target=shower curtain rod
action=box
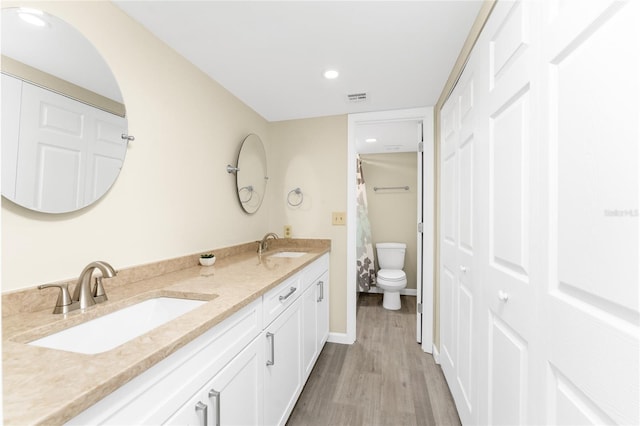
[373,186,410,192]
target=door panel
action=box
[456,284,473,410]
[482,1,538,424]
[542,0,639,423]
[440,267,457,369]
[439,51,478,425]
[490,88,530,280]
[458,135,474,253]
[488,313,528,426]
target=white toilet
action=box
[375,242,407,310]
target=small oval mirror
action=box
[1,7,128,214]
[235,134,267,214]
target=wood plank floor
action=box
[287,293,461,426]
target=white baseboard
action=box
[432,345,440,364]
[327,332,354,345]
[360,288,417,296]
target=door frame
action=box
[346,107,434,352]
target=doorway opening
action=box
[346,108,434,352]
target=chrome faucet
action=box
[73,261,117,309]
[39,260,117,314]
[258,232,279,254]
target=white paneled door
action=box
[439,46,480,426]
[14,79,127,213]
[440,0,639,424]
[540,0,639,424]
[478,1,542,424]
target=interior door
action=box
[439,59,478,425]
[540,0,639,423]
[15,81,127,213]
[421,112,435,353]
[477,1,541,424]
[417,122,424,343]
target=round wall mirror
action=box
[1,7,129,214]
[235,134,268,214]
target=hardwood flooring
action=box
[287,293,461,426]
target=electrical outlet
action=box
[332,211,346,225]
[284,225,292,238]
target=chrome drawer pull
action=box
[317,280,324,302]
[209,389,221,426]
[195,401,207,426]
[279,286,297,302]
[266,332,275,366]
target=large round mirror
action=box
[235,134,268,214]
[1,7,128,214]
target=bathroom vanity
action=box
[1,240,330,425]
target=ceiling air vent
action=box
[346,92,368,103]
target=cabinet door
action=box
[301,282,318,381]
[315,271,329,351]
[164,337,263,426]
[264,297,302,426]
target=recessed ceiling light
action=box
[17,8,49,27]
[323,69,339,80]
[365,138,377,143]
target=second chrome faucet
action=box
[39,260,117,314]
[258,232,279,255]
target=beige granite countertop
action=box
[2,239,330,425]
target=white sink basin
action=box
[269,251,307,258]
[29,297,206,354]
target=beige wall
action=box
[360,153,418,289]
[1,1,270,291]
[1,1,351,335]
[268,116,348,333]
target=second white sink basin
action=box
[29,297,207,354]
[269,251,307,258]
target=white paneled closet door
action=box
[476,1,544,425]
[440,0,639,424]
[439,46,480,426]
[539,0,639,424]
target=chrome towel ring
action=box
[287,187,303,206]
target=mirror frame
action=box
[234,134,268,214]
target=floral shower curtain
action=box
[356,155,376,291]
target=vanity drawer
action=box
[263,273,302,326]
[301,253,329,291]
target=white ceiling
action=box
[113,1,482,122]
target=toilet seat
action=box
[377,269,406,282]
[376,269,406,310]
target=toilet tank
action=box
[376,242,406,270]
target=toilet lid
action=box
[377,269,406,282]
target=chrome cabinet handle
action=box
[498,290,510,302]
[266,332,275,366]
[195,401,207,426]
[317,280,324,302]
[209,389,221,426]
[279,286,297,302]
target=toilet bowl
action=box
[375,243,407,310]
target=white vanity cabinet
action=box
[301,265,329,381]
[67,253,330,426]
[263,295,303,426]
[67,298,263,425]
[164,336,263,426]
[263,253,330,425]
